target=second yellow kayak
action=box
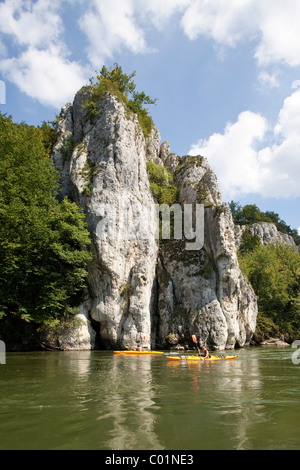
[166,354,237,361]
[114,350,164,355]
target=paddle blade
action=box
[192,335,197,344]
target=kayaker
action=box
[135,344,143,351]
[199,346,210,359]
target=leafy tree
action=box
[97,64,136,96]
[228,201,242,224]
[38,120,57,158]
[83,63,158,137]
[229,201,266,225]
[0,113,92,328]
[241,242,300,340]
[239,230,261,254]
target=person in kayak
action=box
[192,335,210,359]
[199,346,210,359]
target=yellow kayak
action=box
[114,350,164,355]
[166,354,237,362]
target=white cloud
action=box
[189,89,300,200]
[0,0,89,108]
[1,0,300,109]
[79,0,151,66]
[255,1,300,66]
[77,0,300,70]
[137,0,190,29]
[0,46,87,108]
[189,111,268,199]
[292,80,300,90]
[0,39,7,58]
[79,0,192,65]
[264,89,300,198]
[181,0,300,67]
[0,0,63,47]
[181,0,258,45]
[258,71,280,89]
[274,89,300,139]
[78,0,300,68]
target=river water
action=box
[0,347,299,450]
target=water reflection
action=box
[96,355,164,450]
[163,354,264,450]
[213,357,263,450]
[32,352,164,449]
[1,348,298,450]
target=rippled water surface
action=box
[0,347,299,450]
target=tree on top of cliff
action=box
[83,63,158,137]
[229,201,299,244]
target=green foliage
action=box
[240,242,300,341]
[147,161,178,206]
[199,251,214,280]
[83,63,157,137]
[229,201,264,225]
[146,161,179,246]
[254,312,280,342]
[120,283,133,298]
[60,134,75,161]
[229,201,299,244]
[239,230,262,254]
[231,200,300,339]
[0,113,92,328]
[38,121,57,158]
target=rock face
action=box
[235,222,296,248]
[156,155,257,350]
[52,89,258,351]
[40,307,97,351]
[52,90,159,350]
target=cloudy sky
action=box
[0,0,299,231]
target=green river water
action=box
[0,347,299,450]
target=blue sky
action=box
[0,0,300,232]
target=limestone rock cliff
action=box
[156,154,257,350]
[235,222,297,249]
[52,89,258,351]
[53,90,159,350]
